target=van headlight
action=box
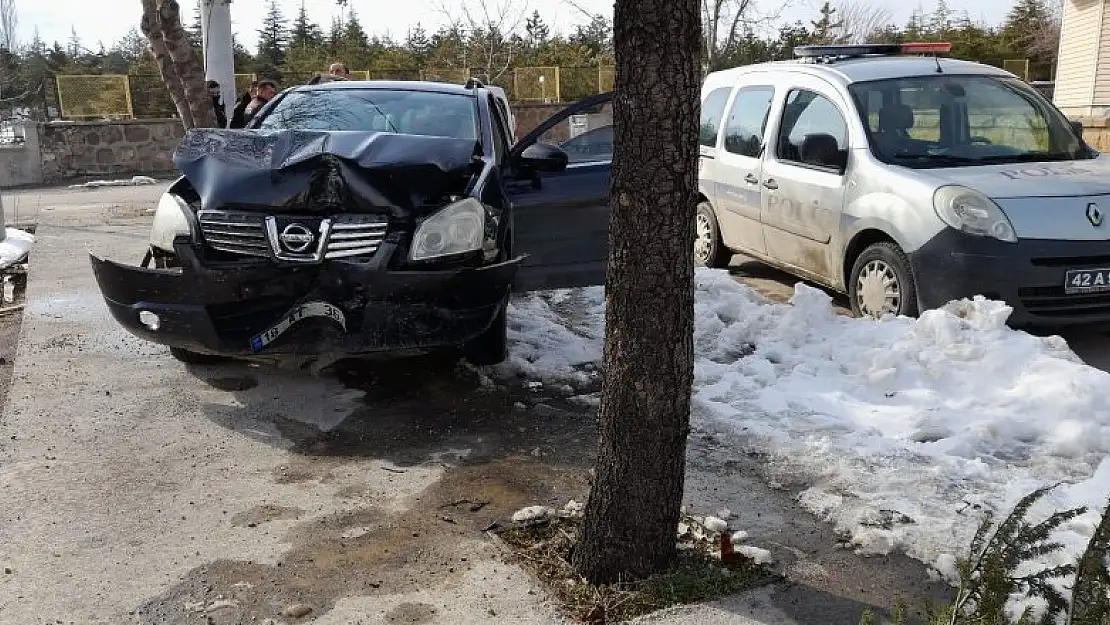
[932,185,1017,243]
[150,192,193,252]
[409,197,486,261]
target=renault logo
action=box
[279,223,315,253]
[1088,203,1104,227]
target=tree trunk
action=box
[159,0,216,128]
[140,0,194,128]
[570,0,701,585]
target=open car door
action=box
[506,92,613,292]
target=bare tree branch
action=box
[831,0,893,44]
[437,0,530,82]
[700,0,794,70]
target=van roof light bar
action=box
[794,42,952,63]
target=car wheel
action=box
[463,299,508,366]
[694,202,731,268]
[169,346,229,365]
[848,241,919,320]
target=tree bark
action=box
[140,0,194,128]
[159,0,216,128]
[570,0,701,585]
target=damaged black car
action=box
[89,81,612,368]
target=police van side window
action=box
[722,86,775,158]
[775,89,848,172]
[700,87,733,148]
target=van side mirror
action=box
[517,142,569,174]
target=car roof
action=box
[705,56,1013,89]
[288,80,481,96]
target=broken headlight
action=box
[149,192,193,252]
[409,197,485,262]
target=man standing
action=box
[206,80,228,128]
[243,79,279,126]
[229,80,258,129]
[329,62,351,80]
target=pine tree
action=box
[341,9,369,50]
[930,0,952,36]
[525,10,550,45]
[406,23,430,64]
[811,1,843,44]
[256,0,289,68]
[67,27,81,58]
[290,0,323,50]
[187,1,202,50]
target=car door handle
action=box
[763,178,778,190]
[744,173,759,185]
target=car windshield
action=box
[256,88,479,140]
[560,125,613,163]
[848,75,1090,168]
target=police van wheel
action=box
[695,202,731,268]
[848,241,919,320]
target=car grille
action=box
[197,210,389,261]
[326,215,389,260]
[1018,286,1110,318]
[198,210,269,258]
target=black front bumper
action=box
[911,229,1110,327]
[90,241,521,359]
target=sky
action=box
[21,0,1017,52]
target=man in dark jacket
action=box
[242,79,278,126]
[207,80,228,128]
[229,81,258,129]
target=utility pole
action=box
[200,0,235,125]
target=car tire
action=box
[169,346,229,365]
[694,201,731,268]
[463,300,509,366]
[848,241,919,320]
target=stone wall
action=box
[0,124,45,188]
[37,119,185,184]
[1076,117,1110,151]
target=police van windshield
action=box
[848,75,1091,168]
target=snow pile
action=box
[0,227,32,269]
[69,175,158,189]
[500,268,1110,609]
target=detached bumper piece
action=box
[89,244,520,359]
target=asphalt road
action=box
[8,181,1099,624]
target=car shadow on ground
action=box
[728,255,853,314]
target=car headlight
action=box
[932,185,1017,243]
[150,192,192,252]
[409,197,486,261]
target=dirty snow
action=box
[498,268,1110,613]
[68,175,158,189]
[0,227,32,269]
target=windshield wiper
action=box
[975,152,1079,164]
[889,153,981,166]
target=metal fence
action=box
[55,66,619,120]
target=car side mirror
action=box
[518,142,569,174]
[1071,119,1085,138]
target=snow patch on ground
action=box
[498,268,1110,613]
[0,227,32,269]
[68,175,158,189]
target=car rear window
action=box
[257,89,479,140]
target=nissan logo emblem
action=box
[279,223,315,253]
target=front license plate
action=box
[1065,268,1110,294]
[249,301,347,352]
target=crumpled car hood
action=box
[173,128,481,217]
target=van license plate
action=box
[1065,268,1110,294]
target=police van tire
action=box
[695,202,731,269]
